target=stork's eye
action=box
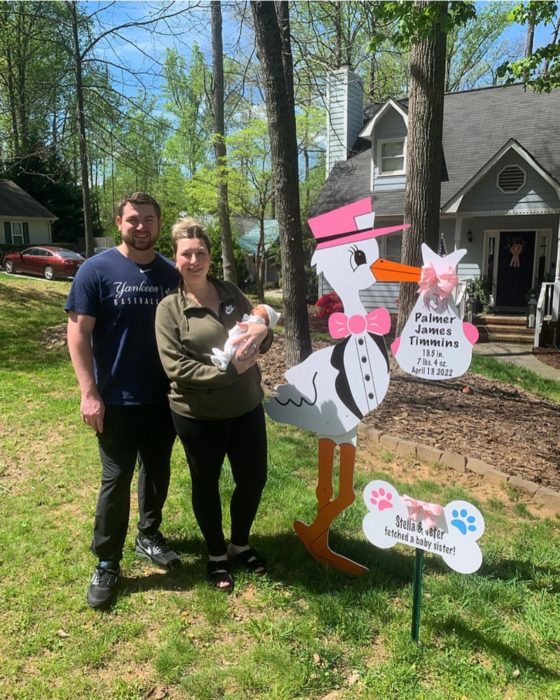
[349,245,367,271]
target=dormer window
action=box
[497,165,526,193]
[378,138,406,175]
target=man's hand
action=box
[81,392,105,433]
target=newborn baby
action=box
[211,303,280,371]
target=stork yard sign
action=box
[362,480,485,641]
[265,196,481,577]
[362,480,485,575]
[391,244,479,378]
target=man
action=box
[66,192,180,610]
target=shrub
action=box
[315,291,343,318]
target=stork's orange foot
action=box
[293,521,368,576]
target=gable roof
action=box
[0,179,57,219]
[312,83,560,218]
[359,98,408,139]
[443,138,560,212]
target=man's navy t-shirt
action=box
[65,248,180,406]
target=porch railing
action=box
[534,281,558,348]
[454,280,468,321]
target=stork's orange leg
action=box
[294,440,367,576]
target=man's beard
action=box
[123,232,158,250]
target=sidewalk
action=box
[473,342,560,382]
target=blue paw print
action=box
[451,508,477,535]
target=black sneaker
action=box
[135,531,180,569]
[87,564,120,610]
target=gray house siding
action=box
[373,174,405,192]
[326,68,363,176]
[460,153,560,213]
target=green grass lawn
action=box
[1,272,559,699]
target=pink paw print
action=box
[370,487,394,511]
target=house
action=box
[233,216,280,286]
[0,179,57,246]
[313,68,560,342]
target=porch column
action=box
[454,217,462,251]
[556,214,560,283]
[554,215,560,318]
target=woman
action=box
[155,217,273,591]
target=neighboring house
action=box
[233,216,280,286]
[313,68,560,339]
[0,179,57,246]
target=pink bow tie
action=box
[328,307,391,339]
[401,495,445,530]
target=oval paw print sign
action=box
[362,480,484,574]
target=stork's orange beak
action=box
[370,258,421,283]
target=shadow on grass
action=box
[440,616,560,681]
[115,530,416,599]
[117,535,209,599]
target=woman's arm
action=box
[155,300,255,389]
[230,321,272,359]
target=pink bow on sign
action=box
[418,263,458,300]
[328,307,391,339]
[401,495,445,530]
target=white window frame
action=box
[377,138,406,176]
[10,221,24,245]
[380,233,402,262]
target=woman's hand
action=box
[230,322,269,360]
[231,352,258,374]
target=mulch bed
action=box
[260,334,560,492]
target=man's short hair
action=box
[116,192,161,220]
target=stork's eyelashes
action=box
[349,245,367,271]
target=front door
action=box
[495,231,535,307]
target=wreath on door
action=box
[509,239,525,268]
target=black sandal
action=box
[206,560,234,592]
[230,548,266,575]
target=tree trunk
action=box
[397,1,447,335]
[68,1,94,257]
[256,218,265,302]
[252,0,311,365]
[211,1,237,283]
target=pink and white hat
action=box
[308,197,408,250]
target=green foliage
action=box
[206,220,249,286]
[497,2,560,92]
[445,2,516,91]
[373,1,477,49]
[1,145,88,244]
[163,45,211,178]
[466,275,492,312]
[471,354,560,404]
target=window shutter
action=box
[4,221,12,244]
[22,222,30,244]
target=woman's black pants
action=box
[172,404,268,556]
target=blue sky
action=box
[87,0,557,104]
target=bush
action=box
[315,291,343,318]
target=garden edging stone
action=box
[357,424,560,510]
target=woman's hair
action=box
[171,217,212,254]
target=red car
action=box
[3,246,85,280]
